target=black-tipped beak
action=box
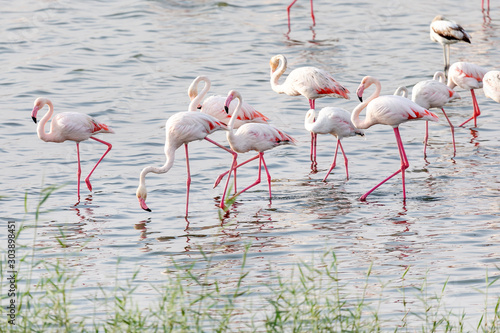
[143,207,152,212]
[224,106,229,114]
[358,96,363,102]
[32,116,37,123]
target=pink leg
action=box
[220,152,239,209]
[323,139,339,182]
[423,121,429,157]
[360,127,409,201]
[310,132,318,173]
[76,143,81,201]
[184,144,192,217]
[459,89,481,127]
[214,155,259,188]
[85,137,112,192]
[310,0,315,26]
[287,0,298,32]
[260,153,272,199]
[205,137,238,192]
[229,152,264,200]
[441,108,456,156]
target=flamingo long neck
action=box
[188,77,211,112]
[270,55,288,94]
[351,80,381,130]
[227,94,241,133]
[37,100,57,142]
[138,145,176,190]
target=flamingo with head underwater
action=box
[269,54,349,172]
[351,76,439,201]
[136,90,236,216]
[304,107,363,182]
[447,61,489,128]
[218,90,296,210]
[31,97,114,202]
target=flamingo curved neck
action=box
[270,55,288,94]
[227,93,242,132]
[37,100,56,142]
[188,77,211,111]
[139,146,176,187]
[351,79,381,130]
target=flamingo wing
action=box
[431,19,471,43]
[232,123,296,153]
[315,107,361,138]
[287,67,350,100]
[413,80,458,109]
[367,95,438,127]
[449,62,489,89]
[167,112,227,144]
[202,95,269,128]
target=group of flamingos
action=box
[31,10,500,217]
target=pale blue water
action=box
[1,0,500,330]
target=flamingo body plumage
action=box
[351,76,438,201]
[219,90,296,209]
[447,62,489,127]
[304,107,363,181]
[483,70,500,103]
[31,97,113,201]
[188,76,269,128]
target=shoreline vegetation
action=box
[1,186,499,332]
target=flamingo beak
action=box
[31,105,39,123]
[224,106,229,114]
[138,197,151,212]
[224,94,234,114]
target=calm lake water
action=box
[1,0,500,329]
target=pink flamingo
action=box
[304,107,364,182]
[188,75,269,127]
[412,71,461,156]
[269,54,349,172]
[351,76,439,201]
[483,70,500,103]
[31,97,113,202]
[136,93,236,216]
[287,0,315,32]
[218,90,296,209]
[430,15,471,73]
[447,62,489,127]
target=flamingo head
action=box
[269,54,284,73]
[356,76,378,102]
[31,97,48,123]
[224,90,240,114]
[136,184,151,212]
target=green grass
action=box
[1,185,500,332]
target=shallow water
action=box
[1,0,500,329]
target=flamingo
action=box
[393,86,409,98]
[351,76,439,201]
[218,90,296,209]
[430,15,471,73]
[269,54,349,172]
[304,107,363,182]
[31,97,113,202]
[287,0,315,32]
[482,70,500,103]
[188,75,269,127]
[447,62,489,127]
[136,92,236,216]
[412,71,461,156]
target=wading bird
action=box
[269,54,349,172]
[412,71,460,155]
[31,97,113,202]
[430,15,471,73]
[218,90,296,209]
[304,107,363,182]
[136,92,235,216]
[351,76,439,201]
[447,62,489,127]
